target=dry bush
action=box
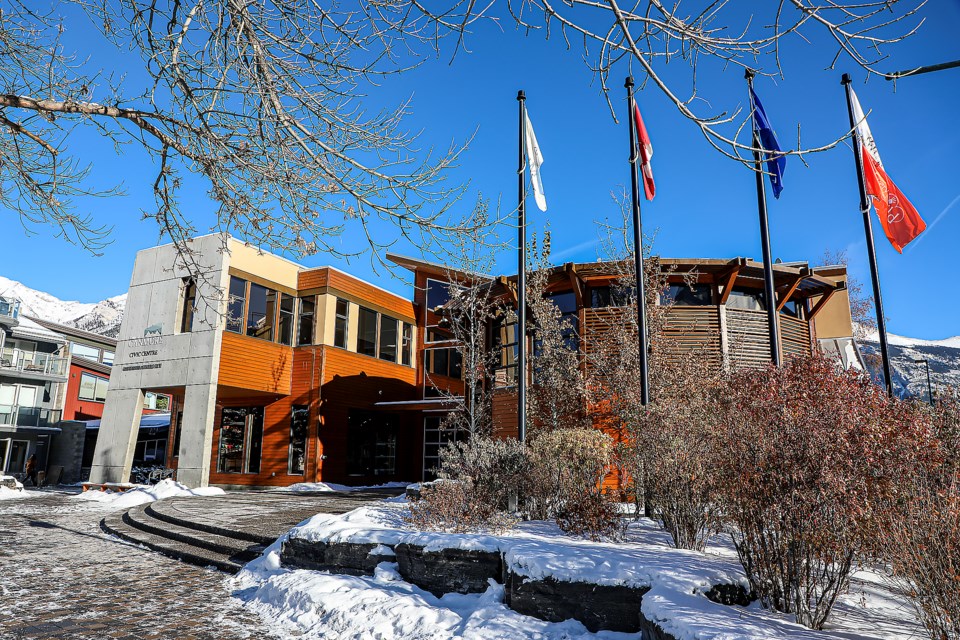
[527,428,621,538]
[713,353,932,630]
[881,396,960,640]
[406,479,518,533]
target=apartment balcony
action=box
[0,348,69,381]
[0,296,20,328]
[0,405,62,430]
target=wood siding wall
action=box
[218,331,294,395]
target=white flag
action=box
[524,108,547,212]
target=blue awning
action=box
[85,412,171,430]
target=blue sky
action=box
[2,2,958,340]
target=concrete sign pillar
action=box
[88,388,145,484]
[176,382,218,488]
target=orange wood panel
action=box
[298,268,329,291]
[217,331,293,395]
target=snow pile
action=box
[232,501,922,640]
[73,479,224,509]
[0,475,29,500]
[279,481,411,493]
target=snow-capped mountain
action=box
[860,330,960,400]
[0,275,126,338]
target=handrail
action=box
[0,404,62,428]
[0,349,69,376]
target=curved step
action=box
[125,504,265,562]
[147,498,277,546]
[100,512,244,574]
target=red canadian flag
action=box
[633,100,655,200]
[849,89,926,253]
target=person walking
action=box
[24,454,38,487]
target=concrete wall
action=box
[90,234,232,486]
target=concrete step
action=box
[100,511,245,574]
[124,503,265,562]
[147,498,277,546]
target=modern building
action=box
[0,295,70,479]
[90,235,859,488]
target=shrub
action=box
[881,396,960,640]
[712,353,931,630]
[406,436,526,532]
[526,428,621,538]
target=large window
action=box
[217,406,264,474]
[379,317,398,362]
[546,290,579,351]
[226,276,246,333]
[135,439,167,465]
[334,298,349,349]
[278,293,295,346]
[425,330,463,379]
[661,283,713,306]
[494,318,519,387]
[180,278,197,332]
[246,283,275,341]
[423,416,466,481]
[71,343,101,362]
[727,287,766,311]
[426,279,454,312]
[289,405,309,475]
[401,323,413,366]
[347,411,397,476]
[357,306,378,357]
[78,373,109,402]
[590,284,636,309]
[298,296,315,346]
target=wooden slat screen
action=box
[726,308,772,369]
[662,306,722,366]
[779,314,812,359]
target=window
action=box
[334,299,349,349]
[144,392,159,410]
[347,411,397,476]
[379,317,398,362]
[426,279,453,312]
[661,283,713,306]
[494,318,519,387]
[297,296,315,346]
[780,299,802,318]
[78,373,109,402]
[401,323,413,366]
[590,285,636,308]
[226,276,247,333]
[278,293,295,346]
[246,283,275,341]
[425,330,463,379]
[727,287,766,311]
[180,278,197,332]
[101,351,115,365]
[217,406,264,474]
[289,405,309,475]
[71,343,101,362]
[423,416,467,481]
[173,410,183,458]
[135,439,167,465]
[546,290,579,351]
[357,306,378,357]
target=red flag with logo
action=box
[633,101,655,200]
[850,89,925,253]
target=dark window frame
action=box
[334,298,349,349]
[289,405,309,475]
[297,296,316,346]
[346,410,398,477]
[226,276,247,334]
[277,292,295,346]
[356,306,379,357]
[180,278,197,333]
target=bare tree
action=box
[0,0,485,259]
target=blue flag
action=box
[750,87,786,199]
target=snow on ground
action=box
[278,481,412,493]
[231,500,923,640]
[72,478,225,509]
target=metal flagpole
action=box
[841,73,894,397]
[517,90,528,442]
[624,77,650,406]
[745,69,782,366]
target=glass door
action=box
[216,406,264,474]
[7,440,28,474]
[14,385,39,427]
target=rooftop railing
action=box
[0,348,69,377]
[0,296,21,324]
[0,405,62,429]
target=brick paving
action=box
[0,491,277,640]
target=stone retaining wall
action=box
[280,536,751,635]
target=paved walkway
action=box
[0,488,397,639]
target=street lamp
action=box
[914,358,934,407]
